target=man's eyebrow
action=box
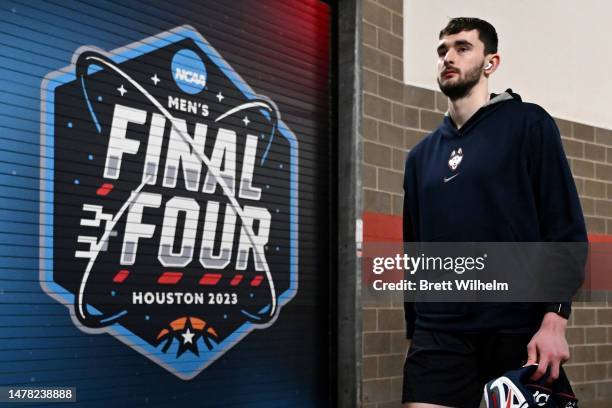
[454,39,473,48]
[436,39,473,54]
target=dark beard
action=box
[437,62,483,100]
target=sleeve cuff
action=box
[543,302,572,319]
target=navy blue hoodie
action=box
[403,89,587,338]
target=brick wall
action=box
[360,0,612,406]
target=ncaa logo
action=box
[171,49,207,94]
[39,25,299,379]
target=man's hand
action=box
[526,312,570,382]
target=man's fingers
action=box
[525,341,537,366]
[561,349,570,364]
[548,360,560,384]
[531,357,549,381]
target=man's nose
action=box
[443,49,456,65]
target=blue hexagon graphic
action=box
[39,25,299,379]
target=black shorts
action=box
[402,328,535,407]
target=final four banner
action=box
[40,25,299,379]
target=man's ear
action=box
[484,53,500,76]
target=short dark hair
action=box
[439,17,498,55]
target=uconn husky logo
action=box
[448,148,463,171]
[40,26,299,379]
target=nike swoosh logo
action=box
[443,173,460,183]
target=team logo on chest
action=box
[448,148,464,171]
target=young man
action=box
[402,18,587,408]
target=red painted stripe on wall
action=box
[362,211,612,290]
[362,211,612,243]
[587,233,612,243]
[363,212,402,242]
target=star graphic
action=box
[216,92,224,102]
[182,328,195,344]
[117,84,127,96]
[243,115,250,127]
[175,319,201,357]
[151,74,160,85]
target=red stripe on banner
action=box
[199,273,222,286]
[113,269,130,283]
[96,183,114,196]
[250,275,264,287]
[158,272,183,285]
[230,274,243,286]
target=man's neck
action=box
[448,82,490,129]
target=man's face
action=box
[436,29,487,100]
